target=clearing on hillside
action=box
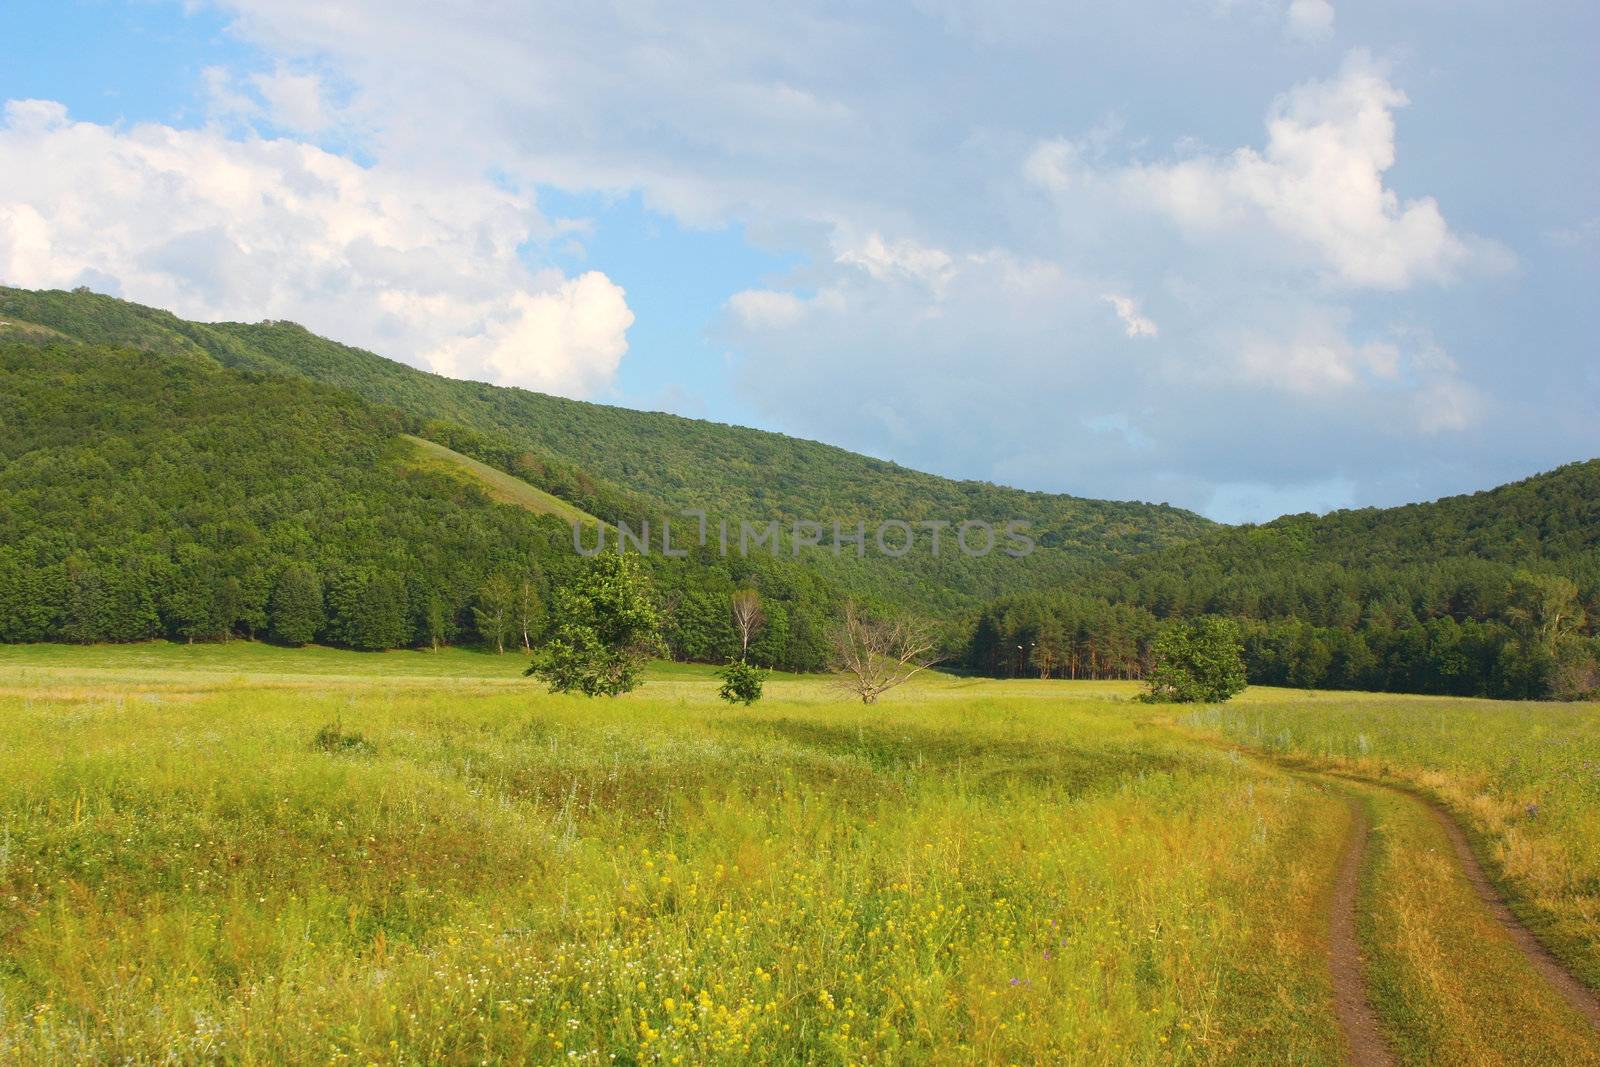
[398,433,601,526]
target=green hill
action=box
[0,286,1215,613]
[12,284,1586,697]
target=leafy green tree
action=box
[748,600,790,668]
[328,572,411,651]
[422,592,449,652]
[717,659,765,705]
[1508,570,1584,653]
[269,564,323,646]
[474,573,516,654]
[1144,617,1247,703]
[526,553,663,696]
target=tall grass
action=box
[0,646,1344,1064]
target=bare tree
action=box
[730,588,766,659]
[829,602,942,704]
[517,573,543,651]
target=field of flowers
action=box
[0,645,1349,1065]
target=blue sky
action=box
[3,0,1596,521]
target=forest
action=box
[1,285,1596,699]
[960,462,1600,699]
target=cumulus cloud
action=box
[1030,52,1510,289]
[1236,329,1399,393]
[1231,318,1480,432]
[0,99,632,397]
[726,288,813,329]
[250,68,333,133]
[1102,293,1158,337]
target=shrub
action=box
[311,721,376,756]
[717,659,766,705]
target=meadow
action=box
[0,643,1596,1064]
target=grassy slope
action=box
[399,434,600,526]
[0,644,1342,1065]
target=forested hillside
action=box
[0,337,855,668]
[0,286,1213,616]
[964,462,1600,699]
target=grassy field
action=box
[0,644,1596,1064]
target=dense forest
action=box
[1,286,1595,699]
[961,462,1600,699]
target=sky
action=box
[2,0,1596,522]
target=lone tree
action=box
[829,602,941,704]
[730,588,766,659]
[1143,617,1247,703]
[526,552,663,697]
[717,658,765,705]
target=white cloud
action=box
[1102,293,1158,337]
[834,232,956,291]
[726,288,811,329]
[1237,329,1398,392]
[0,99,632,398]
[426,271,633,395]
[1232,319,1481,431]
[250,68,333,133]
[20,1,1572,520]
[1031,51,1511,290]
[1285,0,1335,42]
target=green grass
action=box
[398,434,601,525]
[0,644,1345,1065]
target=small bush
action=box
[311,721,376,755]
[717,659,766,706]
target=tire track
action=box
[1327,795,1397,1067]
[1177,724,1600,1059]
[1406,785,1600,1031]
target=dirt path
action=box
[1406,788,1600,1031]
[1327,796,1397,1067]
